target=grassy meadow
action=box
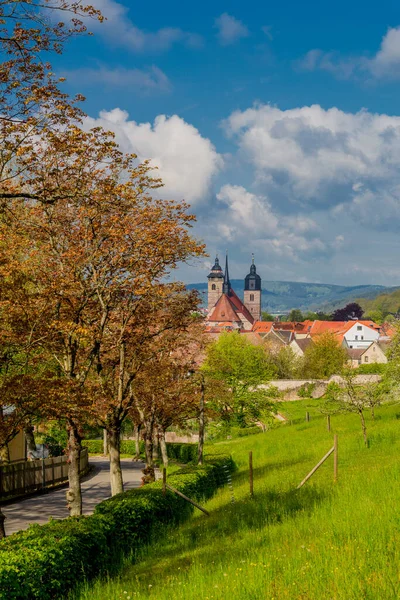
[76,400,400,600]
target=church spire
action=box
[223,252,231,295]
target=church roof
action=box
[208,293,242,323]
[208,288,255,326]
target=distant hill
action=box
[187,280,396,313]
[357,287,400,317]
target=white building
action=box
[343,321,380,350]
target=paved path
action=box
[2,457,145,536]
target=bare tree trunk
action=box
[371,406,375,420]
[66,421,82,516]
[159,428,168,467]
[108,424,124,496]
[144,419,154,468]
[133,423,141,459]
[0,444,10,464]
[198,377,205,465]
[25,425,36,456]
[103,428,108,456]
[359,409,368,447]
[152,430,159,461]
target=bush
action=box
[82,439,145,455]
[0,453,234,600]
[166,443,198,462]
[356,363,388,375]
[298,382,316,398]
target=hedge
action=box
[82,439,144,454]
[82,439,198,462]
[0,453,234,600]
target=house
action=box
[341,321,381,349]
[290,337,313,357]
[346,340,388,367]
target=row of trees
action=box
[0,1,208,530]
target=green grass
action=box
[75,402,400,600]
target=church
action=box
[206,254,262,331]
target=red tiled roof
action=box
[252,321,274,333]
[227,289,255,324]
[207,294,242,323]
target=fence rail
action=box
[0,447,88,498]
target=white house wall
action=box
[344,323,379,349]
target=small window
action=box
[355,335,358,340]
[211,284,216,291]
[250,294,254,301]
[365,356,369,363]
[357,326,362,331]
[373,346,376,352]
[361,336,364,340]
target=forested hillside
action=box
[187,280,393,312]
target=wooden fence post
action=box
[306,411,310,422]
[162,468,167,496]
[327,415,331,432]
[249,451,254,498]
[334,434,338,483]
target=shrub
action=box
[298,382,316,398]
[166,443,198,463]
[0,453,234,600]
[82,439,145,455]
[356,363,388,375]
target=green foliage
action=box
[288,309,303,321]
[82,440,192,459]
[356,363,388,375]
[297,382,316,398]
[364,309,384,324]
[166,443,198,463]
[203,331,276,427]
[0,454,234,600]
[270,346,302,379]
[303,332,347,378]
[358,288,400,320]
[38,421,68,457]
[261,311,274,321]
[206,422,263,441]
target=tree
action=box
[269,345,301,379]
[0,1,103,199]
[202,331,276,427]
[324,370,387,446]
[288,309,303,322]
[261,311,274,321]
[130,320,203,470]
[331,302,364,321]
[303,332,347,379]
[364,310,384,325]
[0,125,205,506]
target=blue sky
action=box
[55,0,400,286]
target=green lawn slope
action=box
[76,401,400,600]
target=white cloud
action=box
[223,103,400,227]
[87,0,202,51]
[214,13,249,46]
[297,26,400,80]
[369,27,400,77]
[214,184,327,261]
[296,49,360,80]
[63,65,171,92]
[85,109,223,205]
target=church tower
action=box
[244,254,262,321]
[207,255,224,312]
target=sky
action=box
[54,0,400,286]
